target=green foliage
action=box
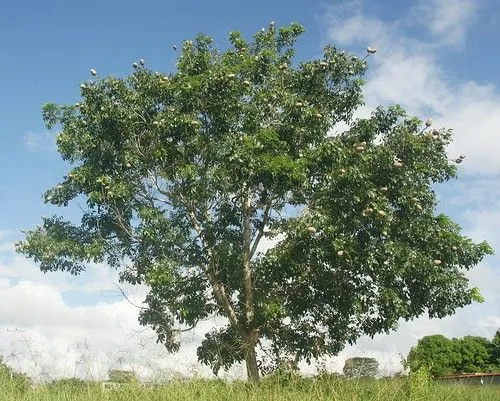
[405,365,432,399]
[259,355,300,380]
[108,369,137,383]
[260,363,301,387]
[454,336,498,373]
[490,329,500,366]
[407,333,500,377]
[343,357,379,378]
[3,376,500,401]
[47,377,97,395]
[0,356,31,394]
[197,326,245,375]
[407,335,459,377]
[16,22,493,381]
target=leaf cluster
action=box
[407,332,500,377]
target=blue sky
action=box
[1,0,498,230]
[0,0,326,230]
[1,0,499,381]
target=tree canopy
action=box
[492,329,500,366]
[343,357,379,378]
[16,22,493,382]
[407,332,500,377]
[107,369,137,383]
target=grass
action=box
[2,374,500,401]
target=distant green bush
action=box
[47,377,100,394]
[0,356,31,394]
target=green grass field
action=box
[2,374,500,401]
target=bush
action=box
[405,365,432,399]
[0,357,31,394]
[47,377,98,393]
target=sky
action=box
[0,0,499,382]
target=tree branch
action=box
[114,284,200,333]
[180,194,240,329]
[249,198,273,260]
[242,185,255,326]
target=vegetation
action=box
[491,329,500,366]
[107,369,137,383]
[46,377,97,396]
[343,357,379,378]
[2,372,500,401]
[0,356,31,394]
[407,331,500,377]
[16,22,493,383]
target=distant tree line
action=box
[406,329,500,377]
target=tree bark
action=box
[241,188,260,383]
[242,187,255,325]
[244,333,260,383]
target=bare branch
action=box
[152,174,173,199]
[113,283,148,310]
[114,283,200,333]
[249,198,274,260]
[242,185,255,326]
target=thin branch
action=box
[114,284,148,310]
[108,201,134,239]
[113,284,199,333]
[249,198,274,260]
[152,174,173,199]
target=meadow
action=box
[2,373,500,401]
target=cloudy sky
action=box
[0,0,499,382]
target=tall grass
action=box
[1,372,500,400]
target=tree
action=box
[107,369,137,383]
[48,377,95,394]
[407,334,499,377]
[453,336,497,373]
[343,357,379,378]
[16,22,493,383]
[491,329,500,367]
[407,335,461,377]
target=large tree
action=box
[16,23,492,383]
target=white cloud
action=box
[464,207,500,251]
[0,236,244,382]
[326,0,500,177]
[22,131,56,153]
[325,1,394,47]
[6,209,497,382]
[320,0,500,375]
[0,278,238,382]
[410,0,478,47]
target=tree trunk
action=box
[241,186,259,384]
[244,335,260,384]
